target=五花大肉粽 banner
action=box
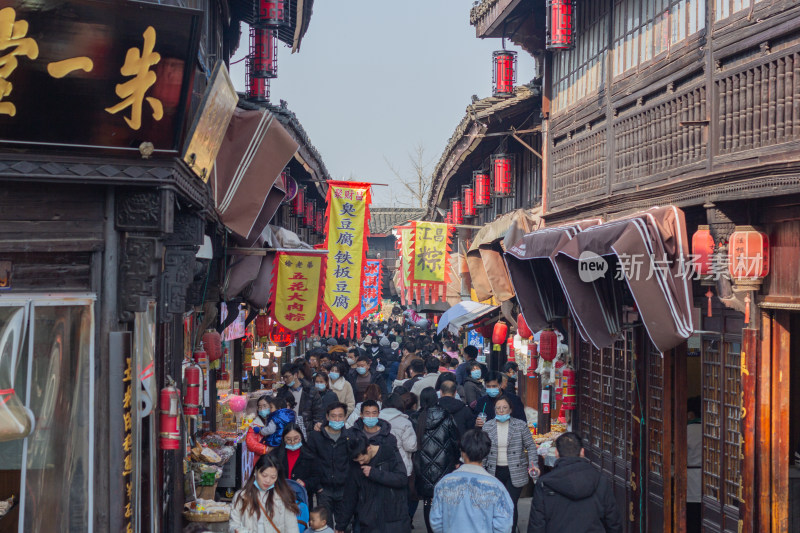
[269,251,326,336]
[321,181,372,337]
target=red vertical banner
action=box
[321,181,372,337]
[361,259,382,316]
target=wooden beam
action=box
[511,132,543,161]
[757,310,772,533]
[672,342,688,533]
[227,247,329,256]
[771,311,790,532]
[741,328,758,533]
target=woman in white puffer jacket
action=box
[378,393,417,475]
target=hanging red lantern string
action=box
[492,50,517,97]
[474,171,491,208]
[202,329,222,362]
[547,0,576,50]
[463,186,476,217]
[491,154,515,197]
[539,329,558,362]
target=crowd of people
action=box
[230,319,622,533]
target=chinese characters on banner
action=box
[322,181,372,337]
[408,221,452,304]
[395,226,413,305]
[361,259,382,316]
[269,251,326,336]
[0,1,200,151]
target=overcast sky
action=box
[229,2,536,208]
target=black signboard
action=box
[0,0,201,153]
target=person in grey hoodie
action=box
[379,393,418,476]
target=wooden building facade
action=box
[470,0,800,532]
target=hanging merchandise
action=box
[321,181,372,336]
[242,336,254,372]
[270,251,326,336]
[408,221,453,304]
[183,363,203,416]
[159,380,181,450]
[561,366,576,410]
[203,329,222,362]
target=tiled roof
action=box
[470,0,500,24]
[426,85,538,217]
[369,208,427,235]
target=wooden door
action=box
[700,335,742,532]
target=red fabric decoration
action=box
[255,312,270,339]
[517,313,532,339]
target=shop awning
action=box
[467,208,542,302]
[212,108,299,245]
[437,300,485,334]
[504,220,601,333]
[552,206,693,353]
[448,303,501,333]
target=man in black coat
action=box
[306,402,354,532]
[276,363,324,433]
[350,399,398,447]
[528,432,623,533]
[436,380,475,438]
[347,355,387,402]
[455,345,488,386]
[340,433,410,533]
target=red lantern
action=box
[728,226,770,282]
[479,324,494,339]
[250,27,277,79]
[492,321,508,345]
[539,329,558,362]
[444,210,452,225]
[491,154,515,197]
[183,364,202,416]
[517,313,532,339]
[159,383,181,449]
[474,171,491,208]
[315,210,324,234]
[492,50,517,97]
[303,199,316,228]
[692,225,715,276]
[451,199,464,225]
[507,336,515,362]
[203,329,222,362]
[255,312,270,340]
[463,186,476,217]
[258,0,289,27]
[548,0,576,50]
[245,64,270,102]
[291,185,306,217]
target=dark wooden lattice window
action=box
[647,343,665,479]
[703,338,723,501]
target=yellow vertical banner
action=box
[322,181,372,336]
[270,251,326,335]
[409,221,452,304]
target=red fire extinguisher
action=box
[183,362,203,416]
[159,378,181,450]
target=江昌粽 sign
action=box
[0,0,200,152]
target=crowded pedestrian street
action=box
[1,0,800,532]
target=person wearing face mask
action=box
[313,370,339,414]
[306,403,354,532]
[326,362,355,417]
[503,361,520,396]
[474,372,526,426]
[350,400,397,448]
[268,423,320,498]
[482,395,539,533]
[276,363,324,434]
[229,454,301,533]
[247,396,294,463]
[463,362,486,408]
[348,355,386,403]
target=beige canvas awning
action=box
[466,208,542,302]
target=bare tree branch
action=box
[383,144,434,209]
